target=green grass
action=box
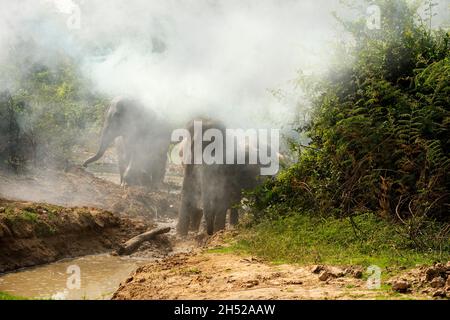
[0,291,27,300]
[230,213,450,269]
[22,210,39,223]
[1,204,60,236]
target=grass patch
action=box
[0,291,27,300]
[179,267,202,275]
[232,213,450,268]
[0,202,61,236]
[22,210,39,223]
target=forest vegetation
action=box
[237,0,450,266]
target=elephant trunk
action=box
[83,129,115,167]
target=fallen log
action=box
[117,226,171,255]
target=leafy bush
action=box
[246,0,449,248]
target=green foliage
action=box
[245,0,449,251]
[0,47,106,169]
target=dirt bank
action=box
[0,198,150,273]
[0,166,180,219]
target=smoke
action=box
[81,0,344,129]
[0,0,349,130]
[1,0,449,128]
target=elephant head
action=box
[83,97,140,167]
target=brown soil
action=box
[113,229,450,300]
[112,250,379,300]
[0,198,150,273]
[111,230,432,300]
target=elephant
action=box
[83,96,170,187]
[176,118,262,236]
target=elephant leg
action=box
[200,166,229,235]
[122,146,137,186]
[203,199,215,236]
[203,193,228,235]
[189,208,203,231]
[115,137,127,185]
[177,196,194,236]
[229,208,239,226]
[123,152,148,187]
[122,162,132,186]
[200,168,217,235]
[213,202,228,233]
[118,161,125,185]
[123,165,142,186]
[177,165,200,236]
[151,155,167,187]
[140,172,152,188]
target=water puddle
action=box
[0,254,150,300]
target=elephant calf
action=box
[176,118,262,236]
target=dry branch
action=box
[117,226,170,255]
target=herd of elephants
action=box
[83,96,267,236]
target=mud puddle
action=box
[0,253,152,300]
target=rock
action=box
[392,280,411,293]
[244,279,259,288]
[328,266,345,278]
[318,271,332,281]
[425,264,447,281]
[311,265,324,274]
[285,279,303,285]
[125,276,133,284]
[344,267,363,279]
[432,289,446,298]
[430,277,445,288]
[0,207,5,213]
[446,277,450,287]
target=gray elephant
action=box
[176,118,262,236]
[83,96,170,187]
